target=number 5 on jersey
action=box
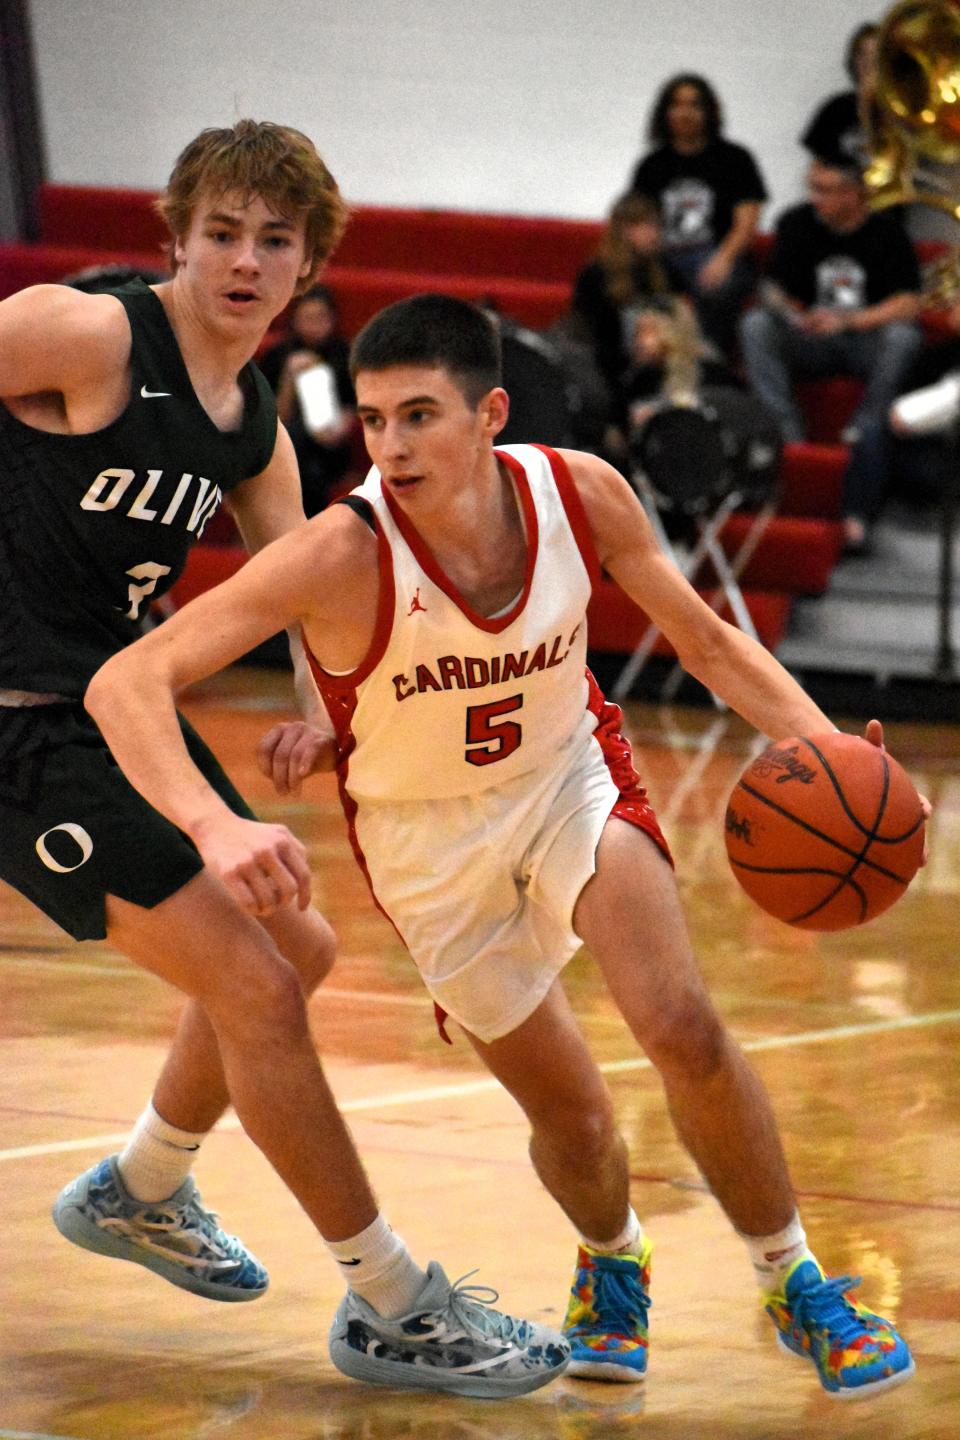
[465,695,523,766]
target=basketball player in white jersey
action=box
[80,294,915,1400]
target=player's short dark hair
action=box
[350,293,502,406]
[648,73,723,146]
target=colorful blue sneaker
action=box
[52,1155,268,1302]
[765,1257,915,1399]
[329,1261,570,1398]
[562,1240,652,1381]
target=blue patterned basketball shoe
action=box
[765,1257,915,1399]
[562,1240,652,1381]
[329,1261,570,1398]
[52,1155,268,1301]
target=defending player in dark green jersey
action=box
[0,277,276,697]
[0,120,567,1397]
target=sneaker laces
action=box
[104,1190,244,1273]
[790,1273,866,1347]
[441,1271,530,1346]
[571,1264,651,1337]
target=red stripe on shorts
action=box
[585,668,674,867]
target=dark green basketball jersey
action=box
[0,279,277,698]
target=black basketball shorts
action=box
[0,703,255,940]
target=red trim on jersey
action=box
[533,444,603,590]
[301,507,396,696]
[380,453,539,634]
[585,667,673,866]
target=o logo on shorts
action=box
[35,822,94,874]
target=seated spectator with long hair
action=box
[628,74,768,357]
[571,192,727,456]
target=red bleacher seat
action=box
[778,442,846,518]
[38,184,166,252]
[716,513,843,595]
[334,204,600,284]
[323,262,571,335]
[0,242,167,297]
[587,576,792,656]
[796,375,863,444]
[167,543,247,610]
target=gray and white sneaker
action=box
[329,1261,570,1398]
[52,1155,268,1301]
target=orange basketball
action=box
[724,732,925,930]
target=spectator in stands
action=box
[628,74,767,357]
[739,157,922,553]
[801,21,879,175]
[570,192,727,458]
[259,284,357,515]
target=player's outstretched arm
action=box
[561,449,836,741]
[84,511,366,912]
[227,423,339,767]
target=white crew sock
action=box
[327,1215,429,1318]
[117,1102,206,1202]
[743,1212,813,1290]
[581,1206,646,1256]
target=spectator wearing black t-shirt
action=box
[739,159,922,551]
[801,22,878,173]
[629,73,768,357]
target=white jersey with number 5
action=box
[305,443,602,802]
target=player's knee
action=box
[644,1000,729,1083]
[208,946,309,1043]
[265,906,336,995]
[293,910,337,995]
[532,1090,618,1163]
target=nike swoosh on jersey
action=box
[140,385,172,398]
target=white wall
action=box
[30,0,880,223]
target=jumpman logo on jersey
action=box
[408,588,428,615]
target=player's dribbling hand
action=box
[257,720,337,796]
[863,717,932,865]
[194,815,312,915]
[863,718,884,751]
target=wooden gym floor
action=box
[1,666,958,1440]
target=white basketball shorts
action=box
[349,696,671,1043]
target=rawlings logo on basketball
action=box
[751,744,817,785]
[725,806,759,846]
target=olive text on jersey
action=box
[80,469,223,537]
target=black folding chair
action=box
[611,389,781,702]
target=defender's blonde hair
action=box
[156,119,348,292]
